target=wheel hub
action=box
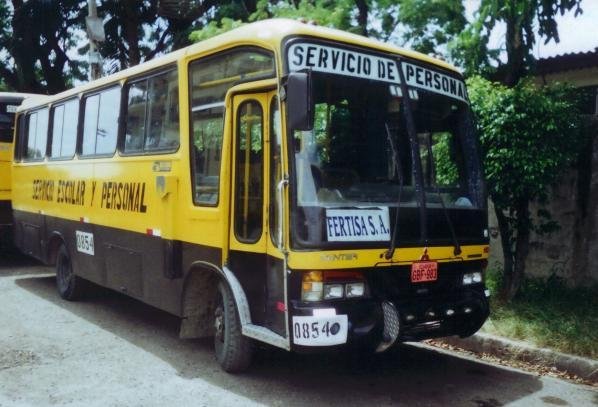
[214,306,224,341]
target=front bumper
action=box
[289,285,490,352]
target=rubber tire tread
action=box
[214,281,252,373]
[56,244,88,301]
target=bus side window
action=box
[146,70,179,151]
[82,86,120,157]
[25,108,49,161]
[191,106,224,205]
[269,96,282,246]
[50,98,79,159]
[234,100,263,242]
[124,80,147,153]
[123,69,179,154]
[189,48,274,207]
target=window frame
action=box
[119,65,180,156]
[233,99,265,244]
[48,97,80,161]
[187,46,276,208]
[79,84,122,159]
[269,95,282,247]
[23,107,49,162]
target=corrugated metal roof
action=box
[536,48,598,75]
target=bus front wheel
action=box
[56,244,87,301]
[213,281,252,372]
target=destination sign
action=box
[288,43,399,84]
[402,62,468,103]
[287,42,468,103]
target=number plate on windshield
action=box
[411,261,438,283]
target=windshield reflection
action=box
[292,73,476,209]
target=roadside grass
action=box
[482,269,598,359]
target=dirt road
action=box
[1,253,596,406]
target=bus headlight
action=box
[346,282,365,298]
[462,272,482,285]
[301,271,367,301]
[302,271,323,301]
[323,284,344,299]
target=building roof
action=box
[536,48,598,75]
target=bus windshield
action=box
[0,105,16,143]
[292,72,479,210]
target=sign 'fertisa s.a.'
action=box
[287,42,468,103]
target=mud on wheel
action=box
[56,243,88,301]
[213,281,252,372]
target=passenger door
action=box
[228,91,286,336]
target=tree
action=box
[452,0,583,85]
[370,0,467,56]
[468,77,584,299]
[98,0,225,73]
[0,0,224,89]
[189,0,364,41]
[0,0,87,93]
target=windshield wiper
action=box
[425,134,462,256]
[396,58,428,246]
[384,122,404,260]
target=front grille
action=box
[366,260,484,300]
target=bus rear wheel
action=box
[56,244,87,301]
[213,281,252,372]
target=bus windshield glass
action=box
[0,104,17,143]
[291,72,479,210]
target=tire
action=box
[213,281,252,373]
[56,243,87,301]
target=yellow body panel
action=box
[287,245,489,270]
[0,145,10,202]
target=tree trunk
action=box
[354,0,368,37]
[124,0,141,67]
[503,199,531,300]
[494,205,514,300]
[504,11,525,87]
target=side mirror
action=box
[284,71,313,131]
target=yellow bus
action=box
[0,92,41,248]
[12,19,490,372]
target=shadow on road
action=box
[0,250,47,275]
[14,273,545,406]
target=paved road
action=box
[1,253,596,407]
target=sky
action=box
[464,0,598,59]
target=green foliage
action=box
[375,0,467,56]
[469,75,585,297]
[484,270,598,358]
[189,18,247,42]
[468,76,583,212]
[432,133,459,186]
[0,0,87,93]
[189,0,357,42]
[252,0,355,31]
[189,0,463,50]
[451,0,583,83]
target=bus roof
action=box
[17,18,461,111]
[184,18,460,73]
[0,92,44,101]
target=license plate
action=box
[411,261,438,283]
[292,315,348,346]
[75,231,95,255]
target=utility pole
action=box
[86,0,105,80]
